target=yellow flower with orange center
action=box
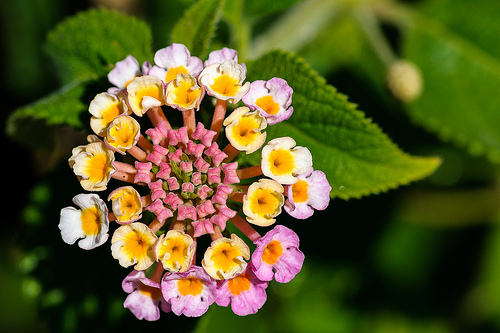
[111,222,158,270]
[223,106,267,154]
[108,186,143,223]
[89,92,129,136]
[106,115,141,153]
[155,230,195,273]
[202,234,250,280]
[165,73,203,111]
[243,178,284,226]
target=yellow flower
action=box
[127,75,165,116]
[202,234,250,280]
[89,92,129,136]
[155,230,195,272]
[108,186,143,223]
[105,115,141,154]
[165,74,204,111]
[223,107,267,154]
[111,222,158,270]
[243,179,284,226]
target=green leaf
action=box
[6,80,89,149]
[45,8,153,84]
[245,0,300,18]
[170,0,226,58]
[402,3,500,163]
[246,51,441,199]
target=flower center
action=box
[102,103,122,124]
[291,179,309,203]
[81,206,102,235]
[211,74,239,96]
[268,149,295,175]
[166,66,188,83]
[231,116,260,146]
[211,244,241,272]
[123,232,152,260]
[139,282,162,300]
[250,188,281,217]
[86,153,109,182]
[174,80,202,108]
[227,273,251,296]
[262,240,283,265]
[177,276,204,296]
[256,95,280,115]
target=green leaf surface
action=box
[170,0,226,58]
[245,0,300,18]
[45,8,153,85]
[246,51,441,199]
[402,5,500,163]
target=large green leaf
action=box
[170,0,226,58]
[402,1,500,163]
[45,8,153,85]
[246,51,441,199]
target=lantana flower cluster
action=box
[59,43,331,320]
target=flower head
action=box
[150,43,203,83]
[161,266,216,317]
[198,59,250,103]
[61,42,330,319]
[261,137,312,184]
[243,77,293,125]
[243,179,284,226]
[252,225,304,283]
[122,270,171,321]
[68,141,116,191]
[59,193,109,249]
[111,222,158,270]
[284,168,332,219]
[216,264,268,316]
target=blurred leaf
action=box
[402,4,500,163]
[170,0,226,58]
[245,0,300,17]
[45,8,153,85]
[246,51,441,199]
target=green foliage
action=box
[171,0,226,58]
[246,51,441,199]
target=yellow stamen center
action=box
[163,237,189,266]
[122,231,152,261]
[81,206,102,236]
[166,66,188,83]
[227,273,251,296]
[211,243,243,272]
[292,179,309,203]
[230,116,259,146]
[178,276,204,296]
[249,189,281,217]
[86,153,109,182]
[256,95,280,115]
[211,74,239,97]
[139,283,162,300]
[174,80,201,107]
[109,121,136,147]
[102,103,121,125]
[268,149,295,175]
[262,240,283,265]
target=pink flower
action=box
[122,270,171,321]
[284,168,332,219]
[216,264,268,316]
[252,225,304,283]
[161,266,216,317]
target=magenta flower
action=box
[252,225,305,283]
[122,269,171,321]
[216,264,269,316]
[60,43,331,319]
[161,266,216,317]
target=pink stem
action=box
[148,106,171,129]
[150,262,165,283]
[230,214,261,242]
[137,135,154,153]
[223,143,240,162]
[149,218,164,233]
[183,109,196,135]
[228,191,245,203]
[210,225,224,242]
[210,99,227,141]
[128,145,148,162]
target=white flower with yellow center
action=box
[105,115,141,154]
[223,106,267,154]
[59,193,109,250]
[243,179,284,226]
[127,75,165,116]
[202,234,250,280]
[261,137,312,185]
[108,186,143,223]
[198,59,250,104]
[165,74,204,111]
[155,230,195,273]
[69,141,116,191]
[89,92,129,136]
[111,222,158,270]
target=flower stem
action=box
[230,214,261,242]
[148,106,171,129]
[128,145,148,162]
[210,225,224,242]
[211,99,227,141]
[149,218,164,233]
[237,165,262,179]
[183,109,196,135]
[223,143,240,162]
[137,135,154,153]
[150,263,164,283]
